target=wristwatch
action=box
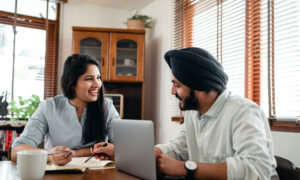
[184,160,197,179]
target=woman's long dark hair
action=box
[61,54,106,144]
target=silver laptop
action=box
[113,119,157,180]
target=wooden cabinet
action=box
[72,27,145,119]
[73,27,144,82]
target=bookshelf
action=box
[0,121,26,160]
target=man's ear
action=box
[193,90,202,99]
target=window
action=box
[173,0,300,132]
[0,0,63,119]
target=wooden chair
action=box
[275,155,300,180]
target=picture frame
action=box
[104,94,124,118]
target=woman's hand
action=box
[93,142,114,160]
[48,146,73,165]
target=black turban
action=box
[164,47,228,91]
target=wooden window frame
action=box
[0,5,60,100]
[245,0,261,105]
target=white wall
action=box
[272,131,300,167]
[57,0,129,92]
[142,0,300,167]
[141,0,182,144]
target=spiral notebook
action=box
[46,157,115,172]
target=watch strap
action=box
[184,161,196,180]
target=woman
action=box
[11,54,120,165]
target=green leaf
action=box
[8,94,41,121]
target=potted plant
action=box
[8,95,41,121]
[126,11,153,29]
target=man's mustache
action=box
[175,93,182,100]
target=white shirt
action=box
[156,89,278,180]
[12,95,120,149]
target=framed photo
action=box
[104,94,124,118]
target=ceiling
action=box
[80,0,154,10]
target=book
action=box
[46,157,115,172]
[0,130,3,151]
[5,130,12,151]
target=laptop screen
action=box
[113,119,157,180]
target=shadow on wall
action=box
[144,30,163,144]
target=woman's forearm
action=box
[12,144,91,163]
[74,147,91,157]
[11,144,40,162]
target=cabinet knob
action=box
[101,57,104,66]
[112,58,115,66]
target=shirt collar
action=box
[203,88,230,118]
[66,98,76,111]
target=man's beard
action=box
[175,90,199,111]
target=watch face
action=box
[185,160,197,171]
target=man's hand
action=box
[157,153,187,177]
[48,146,73,166]
[154,147,163,158]
[93,142,114,160]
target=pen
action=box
[84,143,107,163]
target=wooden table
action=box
[0,161,141,180]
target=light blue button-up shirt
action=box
[157,89,278,180]
[12,95,120,150]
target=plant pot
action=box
[126,20,145,30]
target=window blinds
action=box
[173,0,246,97]
[173,0,300,123]
[271,0,300,120]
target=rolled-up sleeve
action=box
[105,98,121,143]
[12,103,48,148]
[156,124,188,161]
[226,107,276,180]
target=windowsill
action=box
[269,119,300,133]
[0,120,27,128]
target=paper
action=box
[46,157,115,172]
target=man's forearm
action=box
[194,162,227,180]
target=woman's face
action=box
[73,64,102,104]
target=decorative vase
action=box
[126,20,145,30]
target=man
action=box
[154,47,278,179]
[94,47,278,179]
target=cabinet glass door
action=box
[116,39,137,77]
[79,38,102,62]
[110,33,144,82]
[72,32,108,80]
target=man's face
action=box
[171,75,199,111]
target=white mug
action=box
[124,58,134,66]
[17,150,48,180]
